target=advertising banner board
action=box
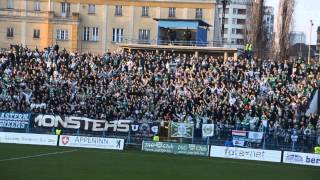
[210,145,282,163]
[59,135,124,150]
[142,141,209,156]
[283,151,320,166]
[0,132,58,146]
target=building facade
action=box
[317,26,320,58]
[289,31,307,45]
[0,0,216,53]
[217,0,274,49]
[263,6,274,42]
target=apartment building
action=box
[217,0,274,49]
[317,26,320,59]
[289,31,307,45]
[0,0,216,53]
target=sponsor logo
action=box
[210,146,282,162]
[62,136,69,145]
[224,147,265,159]
[306,156,320,164]
[59,135,124,150]
[285,154,303,163]
[283,152,320,166]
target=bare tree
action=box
[273,0,295,61]
[245,0,267,58]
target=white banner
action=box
[0,132,58,146]
[202,124,214,137]
[283,151,320,166]
[59,135,124,150]
[248,132,264,141]
[210,146,282,162]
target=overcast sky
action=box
[265,0,320,45]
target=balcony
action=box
[0,8,49,18]
[0,8,79,22]
[51,12,80,22]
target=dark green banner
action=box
[142,141,209,156]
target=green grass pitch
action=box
[0,143,318,180]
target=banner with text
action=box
[210,145,282,162]
[170,122,194,138]
[283,151,320,166]
[142,141,209,156]
[59,135,124,150]
[32,114,158,137]
[0,112,30,129]
[0,132,58,146]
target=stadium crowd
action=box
[0,44,320,140]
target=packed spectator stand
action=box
[0,44,319,151]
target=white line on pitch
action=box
[0,150,77,162]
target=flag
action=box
[232,130,247,137]
[248,131,264,143]
[170,122,194,138]
[232,130,247,147]
[202,124,214,137]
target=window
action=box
[232,28,236,34]
[33,29,40,38]
[223,28,228,34]
[7,0,13,9]
[138,29,150,43]
[237,9,246,15]
[92,27,98,41]
[233,8,237,14]
[88,4,95,14]
[223,38,228,43]
[223,18,228,24]
[115,5,122,16]
[34,0,40,11]
[168,7,176,18]
[237,39,244,45]
[112,28,123,42]
[236,29,244,35]
[237,19,245,25]
[195,8,203,19]
[56,29,69,40]
[224,8,229,14]
[61,2,70,16]
[142,6,149,17]
[83,27,90,41]
[232,18,236,24]
[6,27,13,37]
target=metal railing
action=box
[120,37,243,48]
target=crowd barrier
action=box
[0,132,319,167]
